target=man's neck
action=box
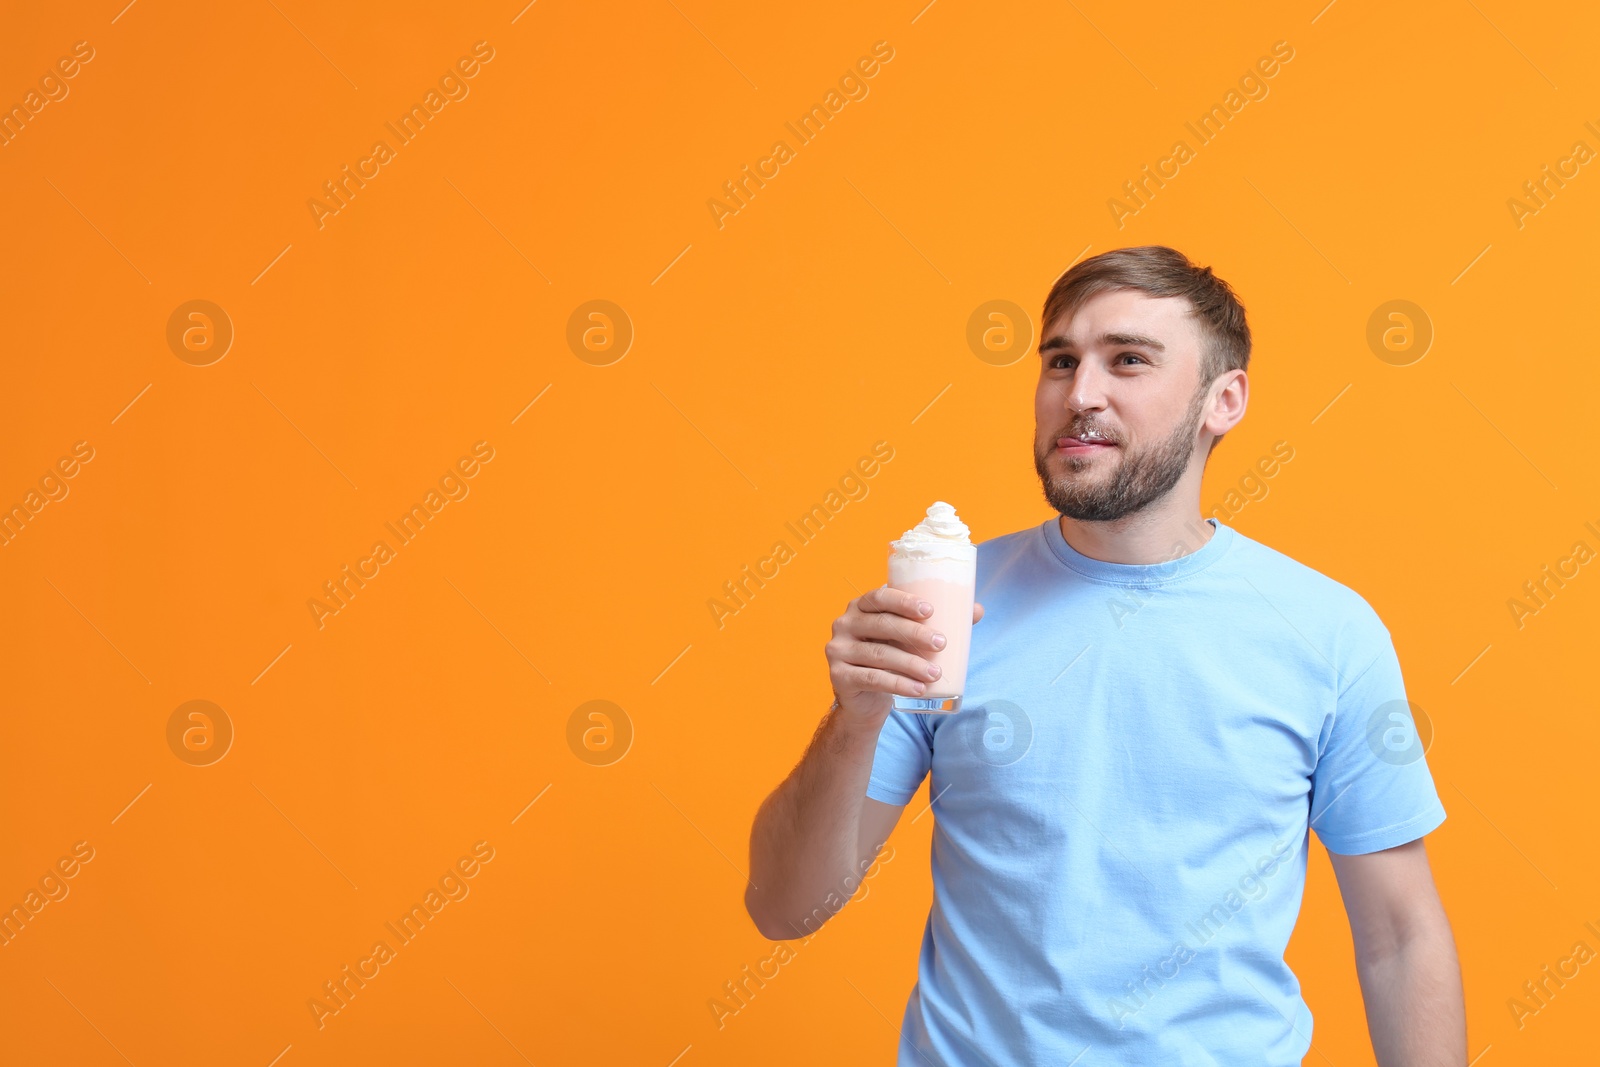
[1058,504,1215,565]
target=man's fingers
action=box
[862,584,932,619]
[852,610,943,652]
[837,665,929,698]
[973,601,985,623]
[846,637,942,681]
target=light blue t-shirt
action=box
[866,515,1446,1066]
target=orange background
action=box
[3,1,1598,1063]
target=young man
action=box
[745,247,1465,1065]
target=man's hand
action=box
[825,585,985,722]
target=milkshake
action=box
[888,501,977,714]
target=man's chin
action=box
[1047,454,1114,480]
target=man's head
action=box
[1032,246,1250,523]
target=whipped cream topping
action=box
[891,501,975,560]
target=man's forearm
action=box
[1356,920,1466,1066]
[745,704,885,939]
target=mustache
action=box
[1048,423,1119,444]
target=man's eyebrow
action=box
[1039,332,1167,355]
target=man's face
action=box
[1033,289,1211,522]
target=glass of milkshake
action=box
[888,501,976,714]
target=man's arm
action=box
[744,587,981,940]
[1328,838,1465,1066]
[745,721,906,941]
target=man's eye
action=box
[1047,354,1143,368]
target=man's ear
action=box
[1205,369,1249,440]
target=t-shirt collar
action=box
[1042,514,1234,586]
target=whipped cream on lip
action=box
[891,501,976,561]
[1057,426,1116,447]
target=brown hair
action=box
[1041,245,1251,389]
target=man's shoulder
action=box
[1225,524,1392,647]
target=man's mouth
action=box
[1056,432,1116,454]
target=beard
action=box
[1033,385,1208,522]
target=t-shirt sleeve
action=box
[865,710,933,806]
[1309,630,1447,855]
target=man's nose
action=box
[1066,359,1108,413]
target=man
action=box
[744,246,1465,1064]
